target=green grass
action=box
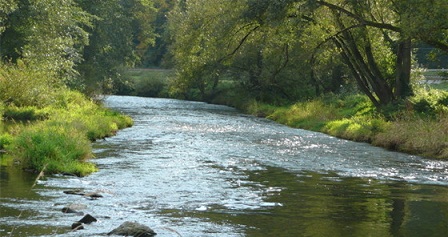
[427,81,448,91]
[240,90,448,159]
[3,106,49,121]
[13,121,96,176]
[1,61,134,176]
[2,90,133,176]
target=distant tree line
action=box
[1,0,447,107]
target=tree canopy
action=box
[167,0,448,107]
[1,0,447,106]
[0,0,157,94]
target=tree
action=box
[168,0,316,102]
[293,0,448,107]
[0,0,18,33]
[140,0,176,67]
[75,0,156,94]
[0,0,92,81]
[167,0,448,108]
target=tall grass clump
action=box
[12,121,96,176]
[373,114,448,159]
[50,90,133,141]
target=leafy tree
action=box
[167,0,448,108]
[140,0,175,67]
[266,0,448,107]
[75,0,156,94]
[0,0,18,33]
[168,0,317,102]
[0,0,92,81]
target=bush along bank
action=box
[1,91,133,177]
[241,89,448,159]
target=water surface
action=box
[1,96,447,236]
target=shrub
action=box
[0,61,59,107]
[0,133,13,150]
[409,88,448,117]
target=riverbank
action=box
[230,90,448,159]
[0,91,133,176]
[122,68,448,159]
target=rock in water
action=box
[71,222,84,230]
[78,214,97,224]
[61,207,84,215]
[108,221,156,237]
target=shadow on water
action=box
[0,156,67,236]
[161,166,448,237]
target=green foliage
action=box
[238,90,447,158]
[324,117,388,142]
[3,106,48,121]
[166,0,448,107]
[3,89,133,176]
[0,0,93,80]
[48,90,133,141]
[12,121,96,176]
[0,0,18,33]
[76,0,157,95]
[124,69,172,97]
[0,133,13,150]
[267,99,339,131]
[0,61,59,107]
[409,87,448,117]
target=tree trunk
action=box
[395,38,413,99]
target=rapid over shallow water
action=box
[1,95,448,236]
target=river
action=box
[1,95,448,236]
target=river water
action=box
[1,95,448,237]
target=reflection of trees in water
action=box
[192,166,448,237]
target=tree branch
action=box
[316,0,401,32]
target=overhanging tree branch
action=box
[316,0,401,32]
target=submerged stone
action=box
[61,203,87,215]
[108,221,156,237]
[63,189,85,196]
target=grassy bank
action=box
[237,85,448,159]
[1,63,133,176]
[127,67,448,159]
